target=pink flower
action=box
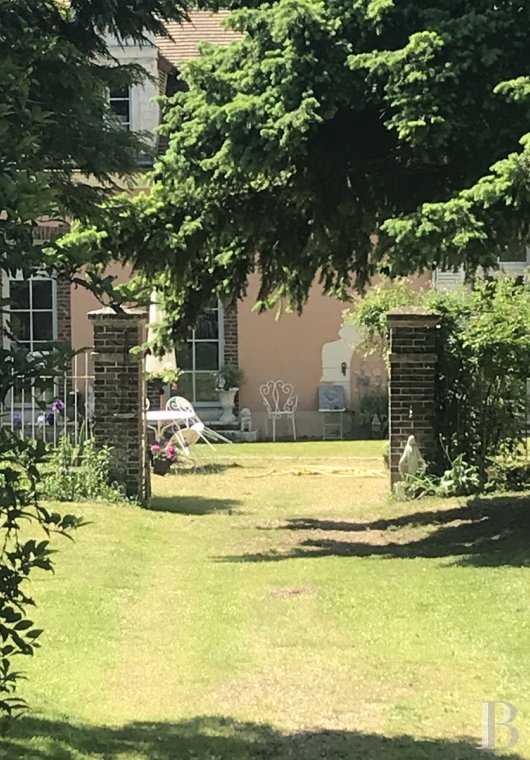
[165,445,176,460]
[151,442,161,452]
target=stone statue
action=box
[240,407,252,432]
[398,435,426,479]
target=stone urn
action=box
[218,388,238,425]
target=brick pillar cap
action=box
[88,307,147,320]
[387,307,440,328]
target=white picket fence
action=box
[0,350,95,447]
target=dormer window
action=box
[110,86,131,129]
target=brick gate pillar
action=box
[88,307,150,502]
[387,308,440,487]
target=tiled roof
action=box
[156,11,241,65]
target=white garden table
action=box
[145,409,195,439]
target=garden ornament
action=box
[240,407,252,432]
[398,435,426,479]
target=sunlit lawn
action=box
[3,441,530,759]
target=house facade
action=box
[74,13,390,439]
[6,13,530,440]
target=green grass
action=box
[210,439,387,459]
[2,441,530,759]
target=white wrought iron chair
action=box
[259,380,298,441]
[174,422,206,468]
[165,396,231,447]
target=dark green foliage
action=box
[215,365,244,389]
[0,431,85,716]
[403,454,481,500]
[486,459,530,493]
[68,0,530,334]
[0,0,188,718]
[0,0,187,280]
[349,277,530,476]
[438,455,481,497]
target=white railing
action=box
[0,349,95,447]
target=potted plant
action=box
[146,367,181,410]
[359,394,388,439]
[149,440,178,476]
[215,366,244,425]
[147,367,181,392]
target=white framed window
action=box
[177,304,224,405]
[3,273,57,351]
[109,86,131,130]
[2,274,58,409]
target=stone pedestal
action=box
[218,388,238,424]
[88,307,149,502]
[387,308,440,487]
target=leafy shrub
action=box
[438,454,481,497]
[0,431,84,715]
[347,276,530,476]
[400,453,481,500]
[485,459,530,492]
[40,435,125,503]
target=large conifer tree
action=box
[86,1,530,329]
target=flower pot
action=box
[218,388,238,425]
[153,458,172,476]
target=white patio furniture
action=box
[145,408,195,439]
[318,385,346,440]
[179,422,204,450]
[259,380,298,441]
[165,396,232,446]
[173,421,206,467]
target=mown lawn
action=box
[2,441,530,759]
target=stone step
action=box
[208,420,240,431]
[208,429,258,443]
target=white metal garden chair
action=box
[165,396,231,447]
[175,422,206,468]
[259,380,298,441]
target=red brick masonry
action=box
[89,308,149,502]
[387,308,440,487]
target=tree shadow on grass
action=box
[0,715,519,759]
[148,495,242,516]
[220,494,530,567]
[174,462,243,476]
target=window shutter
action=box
[433,269,465,291]
[499,260,528,277]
